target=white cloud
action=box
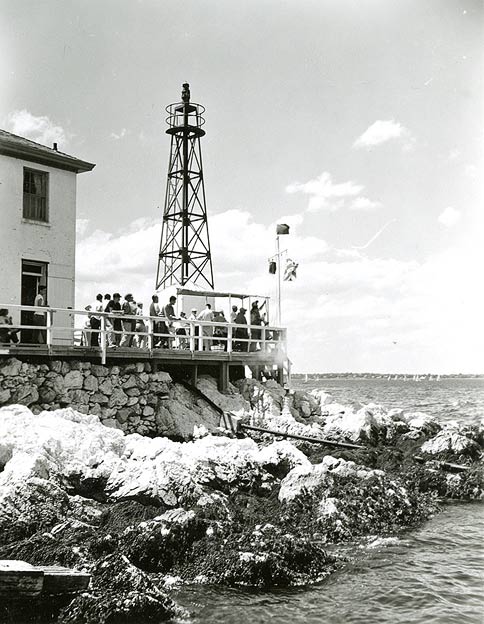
[353,119,414,150]
[110,128,128,140]
[75,208,483,373]
[4,109,69,148]
[286,171,369,212]
[349,197,382,211]
[438,206,461,228]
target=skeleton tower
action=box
[156,83,214,290]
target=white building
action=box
[0,129,94,342]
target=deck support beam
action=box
[218,361,229,392]
[191,364,198,386]
[277,366,284,386]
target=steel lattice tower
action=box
[156,83,214,290]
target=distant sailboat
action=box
[436,374,441,381]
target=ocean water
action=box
[173,378,484,624]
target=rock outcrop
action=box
[0,371,483,623]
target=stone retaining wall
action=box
[0,357,225,439]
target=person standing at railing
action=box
[249,301,263,352]
[120,294,137,347]
[213,310,228,351]
[82,305,92,346]
[188,308,199,349]
[197,303,214,351]
[105,293,122,346]
[90,293,103,347]
[230,305,238,323]
[174,311,189,349]
[134,302,147,348]
[162,296,178,349]
[0,309,19,345]
[33,286,47,344]
[234,307,249,352]
[149,295,162,347]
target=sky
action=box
[2,0,483,373]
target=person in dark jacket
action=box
[234,307,249,352]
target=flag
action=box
[268,261,277,274]
[276,223,290,235]
[283,258,298,281]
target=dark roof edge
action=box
[0,132,95,173]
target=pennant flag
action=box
[283,258,298,281]
[276,223,290,235]
[268,260,277,274]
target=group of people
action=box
[82,294,268,352]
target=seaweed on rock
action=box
[58,554,186,624]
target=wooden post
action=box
[261,326,266,353]
[189,321,195,352]
[191,364,198,386]
[147,317,154,352]
[277,365,284,386]
[100,315,107,365]
[46,309,53,353]
[227,324,233,353]
[218,362,229,392]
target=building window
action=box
[23,168,48,222]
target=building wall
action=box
[0,153,77,334]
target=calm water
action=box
[173,378,484,624]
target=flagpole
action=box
[277,234,281,325]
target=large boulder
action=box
[420,422,482,460]
[321,403,396,444]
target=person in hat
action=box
[234,307,249,352]
[250,301,263,351]
[105,293,122,346]
[162,296,178,349]
[120,293,137,347]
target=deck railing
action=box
[0,303,287,365]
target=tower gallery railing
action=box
[0,304,288,366]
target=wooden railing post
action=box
[227,324,233,353]
[147,317,154,352]
[189,322,195,352]
[100,315,107,364]
[261,326,266,353]
[46,309,53,353]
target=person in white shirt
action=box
[134,302,147,348]
[90,293,103,347]
[33,286,47,344]
[197,303,214,351]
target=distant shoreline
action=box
[291,373,484,380]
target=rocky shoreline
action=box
[0,360,482,622]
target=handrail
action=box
[0,303,288,366]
